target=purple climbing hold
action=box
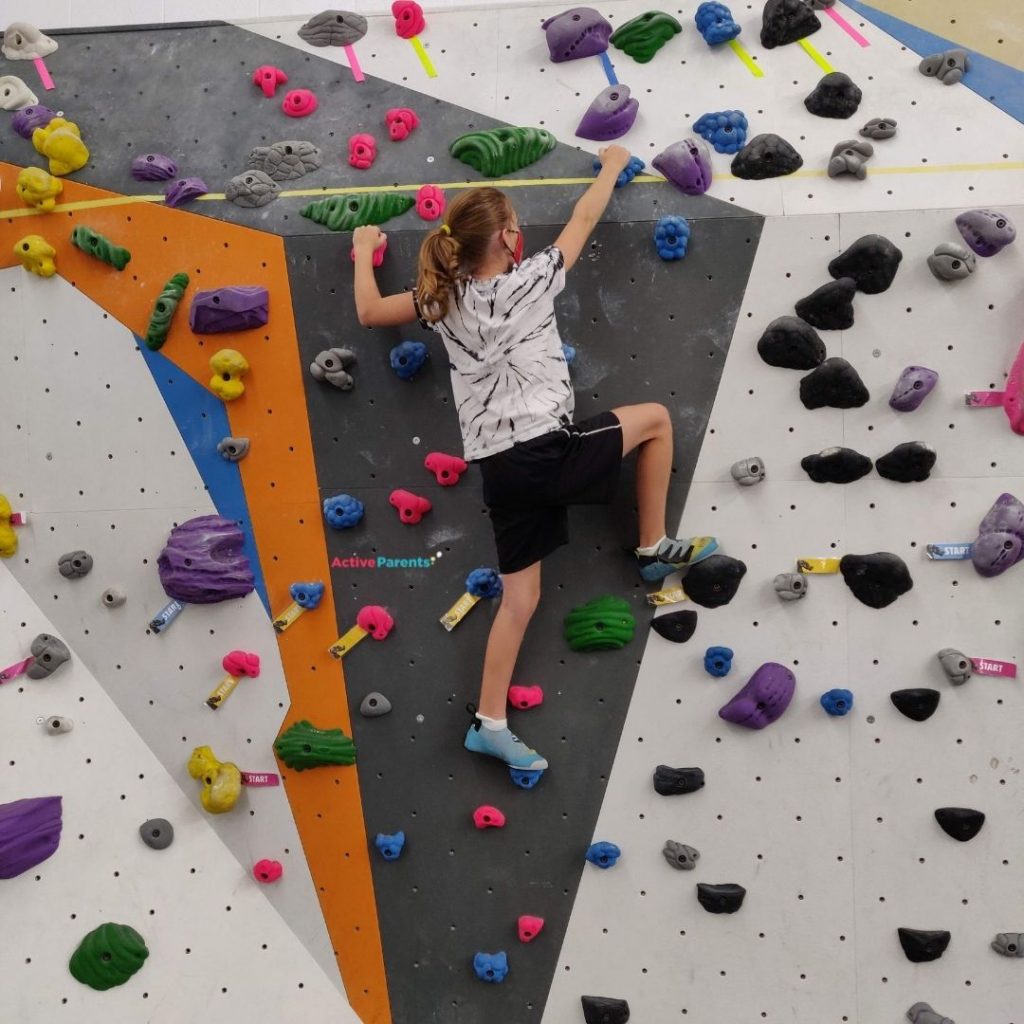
[0,796,63,879]
[156,514,255,604]
[541,7,612,62]
[189,287,269,334]
[131,153,179,182]
[576,85,639,142]
[718,662,795,729]
[955,209,1016,257]
[12,104,55,139]
[164,176,208,208]
[972,492,1024,578]
[652,138,712,196]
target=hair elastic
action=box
[439,224,451,235]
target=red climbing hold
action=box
[473,805,506,829]
[518,915,545,942]
[390,489,432,524]
[416,184,446,221]
[252,65,288,98]
[385,107,420,141]
[350,235,388,267]
[392,0,426,38]
[222,650,261,677]
[508,685,543,710]
[282,89,318,118]
[423,451,467,486]
[348,133,377,170]
[252,858,283,883]
[356,605,395,640]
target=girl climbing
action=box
[352,145,718,773]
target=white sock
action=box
[478,714,508,731]
[636,535,667,556]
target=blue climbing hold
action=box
[695,1,741,44]
[693,110,749,154]
[586,841,622,869]
[820,688,854,716]
[466,567,503,599]
[390,340,428,381]
[289,580,325,609]
[374,830,406,861]
[594,154,646,188]
[509,767,544,789]
[654,215,691,261]
[704,645,734,677]
[562,343,576,366]
[472,951,509,983]
[323,493,365,529]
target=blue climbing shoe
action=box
[465,718,548,771]
[636,535,718,581]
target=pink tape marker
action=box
[33,57,55,90]
[971,658,1017,679]
[823,6,870,47]
[9,511,29,526]
[240,771,280,787]
[0,657,34,684]
[344,44,365,82]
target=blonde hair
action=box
[416,187,513,323]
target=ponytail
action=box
[416,229,462,323]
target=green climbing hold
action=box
[449,127,557,178]
[69,922,149,991]
[300,193,414,232]
[69,225,131,271]
[564,595,636,652]
[610,11,682,63]
[274,719,357,771]
[144,272,189,351]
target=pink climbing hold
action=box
[252,858,283,883]
[416,184,446,221]
[222,650,261,677]
[282,89,318,118]
[392,0,426,38]
[423,451,467,486]
[966,338,1024,435]
[473,805,506,829]
[350,235,388,267]
[356,605,395,640]
[348,133,377,170]
[252,65,288,98]
[518,915,545,942]
[390,489,432,524]
[508,684,543,710]
[385,107,419,141]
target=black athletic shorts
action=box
[478,412,623,574]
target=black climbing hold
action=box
[804,71,863,118]
[581,995,631,1024]
[756,316,826,370]
[760,0,821,48]
[875,442,937,483]
[799,357,869,410]
[696,882,746,914]
[801,447,873,484]
[897,927,951,963]
[653,765,706,796]
[827,234,904,294]
[683,554,747,608]
[890,688,940,722]
[840,552,913,608]
[651,610,698,644]
[731,133,804,179]
[934,807,985,842]
[795,277,857,330]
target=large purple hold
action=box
[12,104,55,139]
[576,85,639,141]
[131,153,179,182]
[541,7,612,62]
[972,493,1024,578]
[652,138,712,196]
[718,663,795,729]
[0,796,62,879]
[955,209,1016,257]
[157,514,255,604]
[164,176,208,208]
[189,287,269,334]
[889,365,938,412]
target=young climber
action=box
[352,146,718,773]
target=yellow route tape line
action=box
[409,36,437,78]
[728,39,764,78]
[799,38,834,74]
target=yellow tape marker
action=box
[329,624,369,659]
[798,38,834,74]
[409,36,437,78]
[440,592,480,631]
[646,585,688,606]
[271,601,306,634]
[797,557,841,574]
[727,39,764,78]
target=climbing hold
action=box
[323,494,365,529]
[252,859,283,883]
[191,287,268,334]
[804,72,862,118]
[683,554,747,608]
[69,923,149,990]
[972,493,1024,577]
[820,688,854,716]
[610,11,681,62]
[889,366,938,412]
[374,831,406,861]
[955,209,1015,257]
[704,645,733,676]
[907,1003,955,1024]
[131,153,178,181]
[101,585,127,608]
[934,806,985,842]
[541,7,612,62]
[207,349,250,401]
[13,235,56,278]
[696,882,746,913]
[760,0,820,48]
[840,552,913,608]
[43,715,73,733]
[282,88,319,117]
[829,235,903,294]
[58,550,93,579]
[329,603,392,655]
[424,451,468,486]
[144,273,189,351]
[385,107,419,141]
[730,456,765,486]
[509,768,544,790]
[662,840,700,870]
[251,64,288,97]
[651,609,698,644]
[467,568,502,599]
[290,582,324,610]
[472,950,509,983]
[585,841,621,868]
[991,933,1024,957]
[757,316,825,370]
[936,648,971,685]
[310,348,357,390]
[207,651,258,711]
[138,818,174,850]
[2,22,58,59]
[693,110,748,154]
[392,0,426,39]
[301,192,415,231]
[217,437,250,463]
[719,662,795,729]
[157,515,255,604]
[275,720,357,771]
[652,138,712,196]
[876,442,936,483]
[70,226,131,271]
[351,231,390,266]
[450,127,557,178]
[890,688,940,722]
[800,358,869,410]
[653,765,705,796]
[389,489,432,525]
[164,176,208,208]
[795,278,856,330]
[518,915,545,942]
[898,928,951,963]
[348,133,377,171]
[0,74,37,109]
[16,167,62,212]
[576,85,639,142]
[773,573,808,600]
[594,154,646,188]
[473,805,506,829]
[416,184,446,221]
[859,117,897,140]
[564,596,636,651]
[298,9,367,46]
[0,796,62,878]
[927,242,975,281]
[508,685,544,709]
[247,140,322,181]
[653,215,690,260]
[581,995,631,1024]
[225,170,279,208]
[390,340,428,380]
[919,49,970,85]
[26,634,70,679]
[731,133,803,179]
[33,118,89,176]
[827,140,873,180]
[694,2,741,44]
[187,746,242,814]
[12,104,55,139]
[801,447,873,484]
[359,692,393,717]
[0,496,19,559]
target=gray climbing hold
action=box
[804,72,862,118]
[662,840,700,870]
[27,634,70,679]
[298,9,368,46]
[936,648,971,685]
[310,348,357,389]
[907,1003,955,1024]
[730,457,765,486]
[828,139,873,179]
[58,550,93,579]
[991,933,1024,957]
[101,585,127,608]
[139,818,174,850]
[919,48,970,85]
[359,692,392,717]
[225,170,279,208]
[859,117,897,140]
[43,715,73,733]
[773,573,808,600]
[217,436,250,462]
[927,242,976,281]
[247,140,323,182]
[795,277,857,330]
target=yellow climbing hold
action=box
[0,495,17,559]
[13,234,56,277]
[32,117,89,176]
[187,745,242,814]
[16,166,63,212]
[209,349,250,401]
